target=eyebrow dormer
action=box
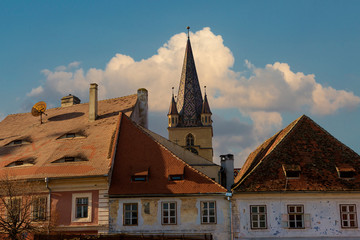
[52,156,88,163]
[57,131,86,140]
[6,158,35,167]
[282,164,301,179]
[336,165,356,179]
[5,138,32,147]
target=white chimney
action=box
[89,83,98,121]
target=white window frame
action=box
[71,193,92,223]
[161,202,177,225]
[201,201,217,224]
[123,203,138,226]
[340,204,358,228]
[250,205,267,229]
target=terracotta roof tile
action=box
[233,115,360,192]
[109,114,226,195]
[0,94,138,180]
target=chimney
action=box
[61,94,81,107]
[220,154,234,191]
[133,88,148,128]
[89,83,98,121]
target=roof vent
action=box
[61,94,81,107]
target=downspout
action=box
[45,177,51,234]
[226,192,233,240]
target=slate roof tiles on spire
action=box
[176,37,203,126]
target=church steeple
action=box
[168,27,214,162]
[176,31,203,127]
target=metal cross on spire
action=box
[187,26,190,38]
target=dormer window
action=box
[57,132,85,140]
[283,164,301,179]
[336,165,355,179]
[52,156,87,163]
[169,175,183,181]
[6,139,31,146]
[6,158,35,167]
[131,169,149,182]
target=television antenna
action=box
[31,101,47,124]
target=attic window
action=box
[6,158,35,167]
[57,132,85,140]
[52,156,87,163]
[131,169,149,182]
[336,166,355,179]
[283,165,301,179]
[6,139,31,146]
[169,175,183,181]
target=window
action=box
[71,193,92,222]
[336,166,356,179]
[169,175,183,181]
[6,139,31,146]
[250,205,267,229]
[58,132,85,140]
[340,204,358,228]
[132,176,147,181]
[283,165,301,179]
[52,156,87,163]
[123,203,138,225]
[76,198,88,218]
[186,134,194,146]
[186,147,198,155]
[201,201,216,224]
[162,202,176,225]
[288,205,304,228]
[32,197,47,221]
[7,198,21,222]
[6,158,35,167]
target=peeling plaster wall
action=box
[234,193,360,239]
[109,196,229,240]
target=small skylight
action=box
[282,164,301,179]
[6,158,35,167]
[336,166,355,179]
[52,156,87,163]
[131,169,149,182]
[132,176,147,182]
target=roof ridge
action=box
[233,115,304,190]
[5,94,138,117]
[128,117,226,192]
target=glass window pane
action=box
[252,206,258,213]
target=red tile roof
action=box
[0,95,138,180]
[233,115,360,192]
[109,114,226,195]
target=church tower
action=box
[168,27,213,162]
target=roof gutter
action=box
[108,192,227,198]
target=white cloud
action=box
[25,27,360,167]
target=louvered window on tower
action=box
[282,164,301,179]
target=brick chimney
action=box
[220,154,234,191]
[89,83,98,121]
[61,94,81,107]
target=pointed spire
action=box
[168,87,178,115]
[176,28,203,126]
[201,86,212,114]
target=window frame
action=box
[186,134,195,146]
[161,202,177,225]
[287,205,304,229]
[250,205,267,229]
[71,193,92,223]
[201,201,217,224]
[123,203,138,226]
[6,197,21,222]
[340,204,358,229]
[32,196,47,221]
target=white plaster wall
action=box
[234,193,360,239]
[109,196,230,240]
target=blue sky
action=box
[1,1,360,167]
